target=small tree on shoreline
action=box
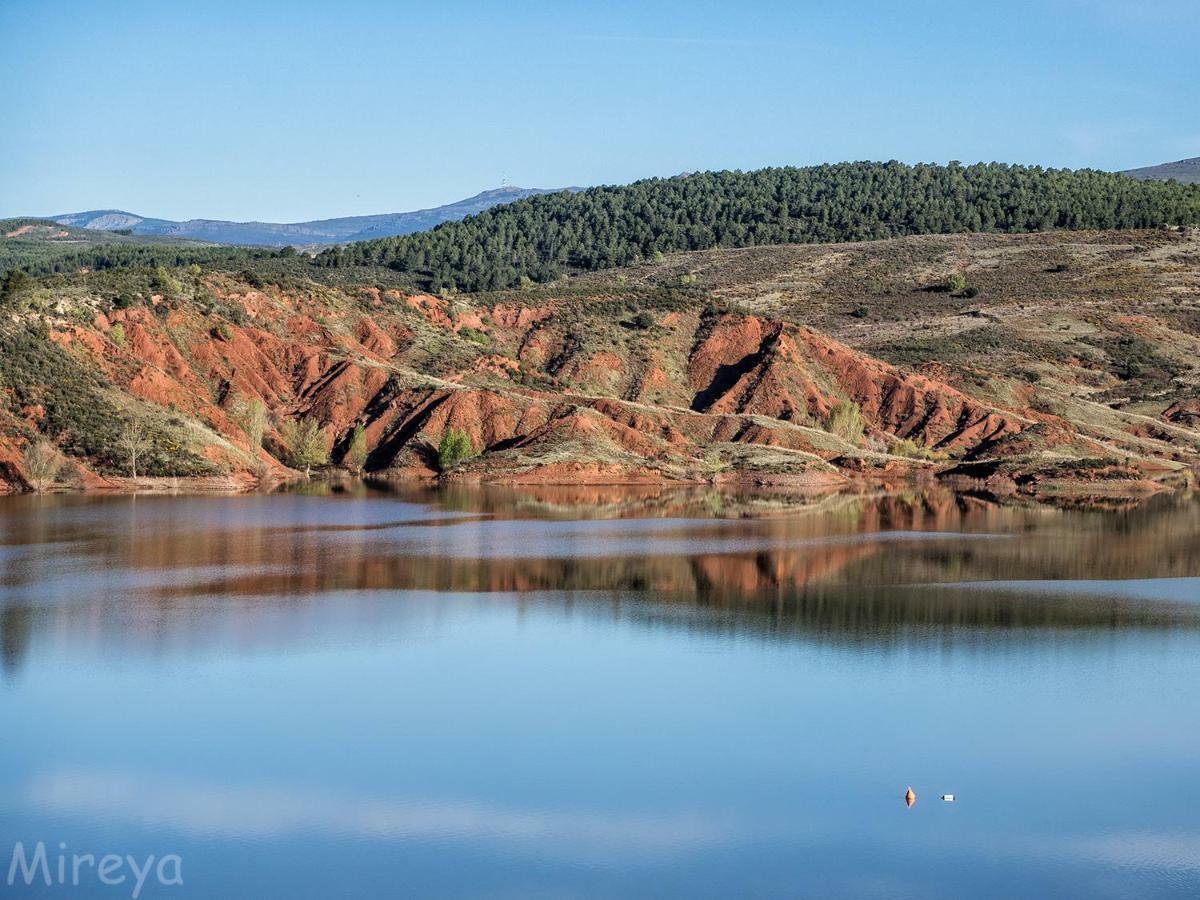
[117,421,153,479]
[279,417,329,477]
[437,428,476,471]
[233,397,268,452]
[23,440,62,493]
[344,423,369,474]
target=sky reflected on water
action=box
[2,486,1199,897]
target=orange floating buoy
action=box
[905,787,916,807]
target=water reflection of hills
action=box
[2,488,1200,673]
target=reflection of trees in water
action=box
[2,488,1199,673]
[0,603,33,678]
[656,581,1200,642]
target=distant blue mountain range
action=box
[52,186,566,247]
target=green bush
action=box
[458,326,490,346]
[0,269,31,306]
[278,417,329,476]
[231,396,267,450]
[947,272,967,294]
[343,423,369,472]
[437,427,476,470]
[240,269,266,289]
[889,437,948,461]
[149,266,182,297]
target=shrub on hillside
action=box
[825,401,865,444]
[459,326,490,345]
[437,428,476,470]
[343,423,369,473]
[0,329,212,476]
[889,437,948,461]
[232,397,267,450]
[278,417,329,477]
[0,269,31,306]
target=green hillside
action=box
[7,161,1200,288]
[314,161,1200,292]
[0,218,273,275]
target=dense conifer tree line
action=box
[314,162,1200,291]
[1,240,279,277]
[7,163,1199,288]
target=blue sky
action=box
[2,0,1196,222]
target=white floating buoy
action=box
[941,794,955,802]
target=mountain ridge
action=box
[51,187,568,247]
[1122,157,1200,185]
[41,159,1200,250]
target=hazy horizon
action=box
[42,184,560,225]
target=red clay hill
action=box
[2,229,1198,499]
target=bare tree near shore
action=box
[22,440,62,493]
[118,421,153,479]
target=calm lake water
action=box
[2,484,1199,898]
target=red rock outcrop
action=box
[684,313,1024,451]
[5,275,1188,493]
